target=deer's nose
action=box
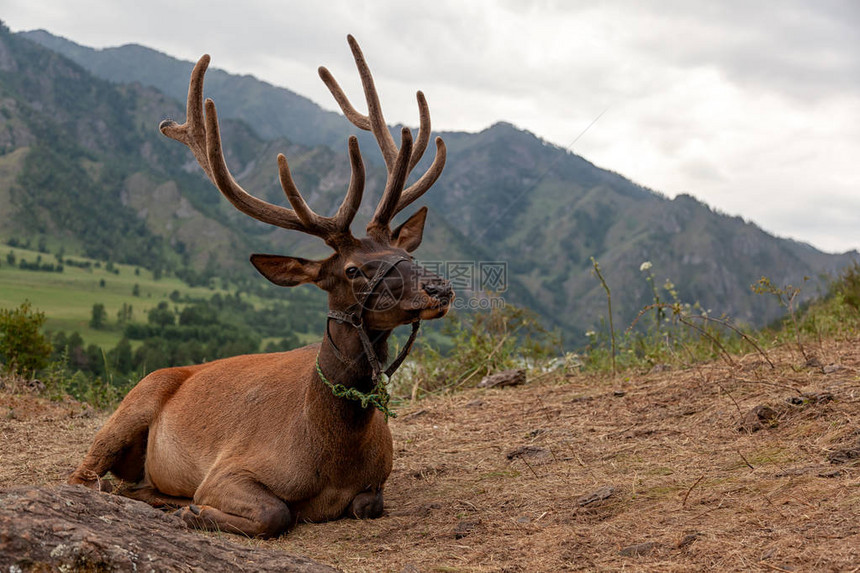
[423,281,453,301]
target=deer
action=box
[67,35,453,538]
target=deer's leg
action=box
[116,482,192,509]
[69,370,186,490]
[346,488,384,519]
[68,420,148,490]
[177,471,292,538]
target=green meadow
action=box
[0,246,228,349]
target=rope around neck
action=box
[315,256,420,421]
[315,355,397,420]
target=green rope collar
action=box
[315,355,397,420]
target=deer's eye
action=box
[345,266,361,279]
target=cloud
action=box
[623,1,860,103]
[2,0,858,252]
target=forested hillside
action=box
[4,26,858,346]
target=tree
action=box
[90,303,107,329]
[264,334,300,353]
[117,303,133,324]
[179,304,217,326]
[0,301,53,376]
[109,337,133,375]
[148,301,175,329]
[65,332,87,372]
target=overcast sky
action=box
[3,0,858,253]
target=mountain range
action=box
[2,24,856,346]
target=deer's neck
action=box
[309,319,392,428]
[317,319,391,393]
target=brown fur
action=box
[68,36,452,538]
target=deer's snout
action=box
[422,280,454,303]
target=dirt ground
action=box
[1,338,858,572]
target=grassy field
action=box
[2,338,858,571]
[0,245,228,348]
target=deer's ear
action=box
[391,207,428,253]
[250,254,322,287]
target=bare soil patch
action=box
[2,338,858,571]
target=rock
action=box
[401,409,428,421]
[828,447,860,465]
[478,369,526,389]
[823,363,843,374]
[407,502,442,517]
[738,405,780,432]
[775,466,819,477]
[23,379,46,393]
[505,445,552,464]
[410,465,447,480]
[0,485,338,572]
[619,541,657,557]
[677,533,701,548]
[454,519,480,539]
[785,392,834,406]
[576,485,616,507]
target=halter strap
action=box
[319,255,423,417]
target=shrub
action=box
[0,301,53,377]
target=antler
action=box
[319,35,446,239]
[159,55,364,248]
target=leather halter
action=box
[324,255,421,385]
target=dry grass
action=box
[2,337,859,572]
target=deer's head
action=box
[159,36,453,332]
[249,203,453,331]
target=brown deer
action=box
[68,35,453,538]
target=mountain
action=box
[19,29,350,148]
[6,27,858,345]
[0,23,489,319]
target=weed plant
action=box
[392,302,562,401]
[41,347,136,409]
[582,261,754,372]
[582,260,860,374]
[755,261,860,358]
